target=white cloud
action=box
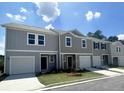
[6,13,13,18]
[85,11,94,21]
[45,24,54,30]
[117,34,124,40]
[6,13,26,22]
[94,12,101,18]
[20,7,27,13]
[85,11,101,21]
[0,36,5,55]
[34,2,61,22]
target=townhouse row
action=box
[2,23,124,75]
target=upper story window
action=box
[116,46,121,52]
[93,42,100,49]
[65,36,72,47]
[81,39,87,48]
[38,35,45,46]
[27,33,45,46]
[28,33,35,45]
[101,43,106,50]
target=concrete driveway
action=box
[0,74,45,91]
[108,68,124,73]
[86,68,121,76]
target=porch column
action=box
[56,54,58,70]
[61,54,64,70]
[75,54,78,70]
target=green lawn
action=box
[37,71,104,86]
[117,67,124,69]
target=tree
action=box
[87,32,94,37]
[107,36,118,42]
[87,30,107,40]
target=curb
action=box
[38,74,124,91]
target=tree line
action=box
[87,30,124,44]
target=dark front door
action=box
[67,56,73,69]
[113,57,119,66]
[41,56,48,70]
[103,55,109,65]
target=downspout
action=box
[58,33,61,70]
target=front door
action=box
[41,56,48,70]
[103,55,109,65]
[67,56,73,69]
[113,57,119,66]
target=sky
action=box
[0,2,124,55]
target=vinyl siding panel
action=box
[6,29,59,51]
[60,33,92,53]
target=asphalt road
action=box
[47,75,124,91]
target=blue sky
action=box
[0,2,124,55]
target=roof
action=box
[1,23,57,35]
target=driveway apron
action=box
[0,74,45,91]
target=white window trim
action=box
[27,33,36,45]
[37,34,45,46]
[101,43,106,50]
[81,39,87,48]
[27,33,45,46]
[65,36,72,47]
[93,41,100,50]
[116,46,121,52]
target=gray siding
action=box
[6,29,59,51]
[60,33,92,53]
[92,42,111,56]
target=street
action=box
[46,75,124,91]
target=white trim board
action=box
[6,49,58,53]
[60,53,93,55]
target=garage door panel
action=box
[93,56,101,67]
[119,56,124,66]
[79,56,91,69]
[10,56,35,75]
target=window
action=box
[27,33,45,46]
[93,42,100,49]
[28,34,35,45]
[116,46,121,52]
[65,37,72,47]
[81,39,87,48]
[38,35,45,45]
[101,43,106,50]
[50,55,55,63]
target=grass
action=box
[117,67,124,69]
[37,71,104,86]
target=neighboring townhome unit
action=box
[111,41,124,66]
[91,37,111,67]
[2,23,59,75]
[58,30,93,70]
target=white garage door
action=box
[93,56,101,67]
[119,56,124,66]
[79,56,91,69]
[10,56,35,75]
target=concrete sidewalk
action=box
[86,68,121,76]
[109,68,124,73]
[0,74,45,91]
